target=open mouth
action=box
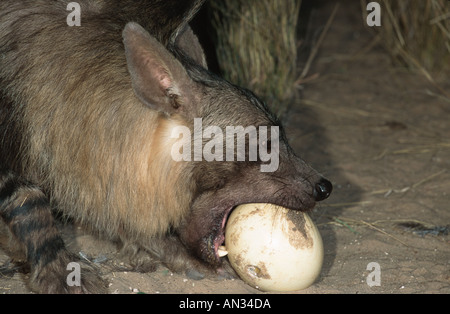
[190,182,321,267]
[211,206,234,262]
[208,199,318,264]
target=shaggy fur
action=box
[0,0,331,293]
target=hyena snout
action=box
[313,177,333,202]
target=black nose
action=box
[314,178,332,201]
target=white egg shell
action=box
[225,203,323,292]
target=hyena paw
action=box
[119,243,160,273]
[28,253,108,294]
[182,257,237,281]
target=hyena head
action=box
[122,22,332,267]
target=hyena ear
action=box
[123,22,192,115]
[174,25,208,69]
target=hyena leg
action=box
[0,171,107,293]
[123,236,235,280]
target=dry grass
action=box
[210,0,302,117]
[362,0,450,84]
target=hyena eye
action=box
[166,89,181,109]
[169,94,180,109]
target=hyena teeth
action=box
[218,246,228,257]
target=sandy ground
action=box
[1,1,449,294]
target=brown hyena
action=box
[0,0,332,293]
